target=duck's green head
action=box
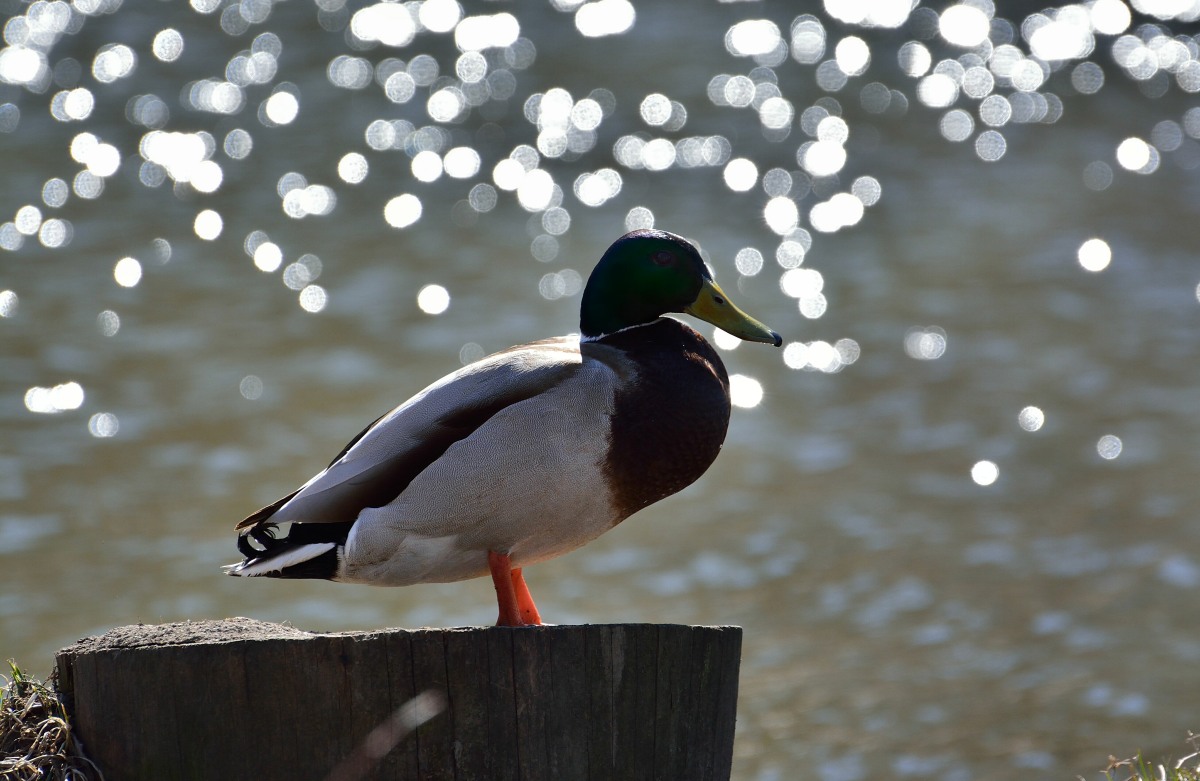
[580,229,782,346]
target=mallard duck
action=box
[226,229,781,626]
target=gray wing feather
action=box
[238,337,582,528]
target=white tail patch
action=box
[224,542,336,577]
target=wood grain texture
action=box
[55,618,742,781]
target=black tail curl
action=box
[236,523,279,559]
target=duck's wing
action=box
[235,337,582,533]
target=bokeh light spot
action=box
[0,290,18,318]
[253,243,283,273]
[338,152,368,184]
[1097,434,1123,460]
[905,327,947,360]
[971,460,1000,486]
[113,257,142,287]
[299,285,327,313]
[88,412,119,438]
[940,5,990,47]
[194,209,222,240]
[575,0,635,37]
[25,382,85,414]
[1018,406,1045,432]
[723,158,758,191]
[417,284,450,315]
[239,375,263,400]
[729,374,764,409]
[1077,238,1112,272]
[153,29,184,62]
[384,194,423,228]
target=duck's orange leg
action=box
[488,550,525,627]
[510,567,542,625]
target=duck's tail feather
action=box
[225,520,353,580]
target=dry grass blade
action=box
[1097,733,1200,781]
[1,661,103,781]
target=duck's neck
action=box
[580,291,647,340]
[580,318,665,343]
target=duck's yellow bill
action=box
[685,278,782,347]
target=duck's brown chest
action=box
[597,319,732,520]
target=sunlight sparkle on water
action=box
[1097,434,1123,460]
[412,150,444,183]
[338,153,368,184]
[1090,0,1131,34]
[152,29,184,62]
[25,382,84,414]
[517,169,555,211]
[1077,238,1112,272]
[940,5,990,47]
[905,327,947,360]
[735,248,764,276]
[1019,406,1046,432]
[194,209,222,240]
[723,158,758,192]
[726,20,782,58]
[1116,137,1158,173]
[384,194,422,228]
[444,147,481,178]
[1028,12,1094,61]
[801,140,847,177]
[455,13,520,51]
[262,91,299,125]
[50,88,94,122]
[14,205,41,236]
[42,179,68,208]
[918,73,959,108]
[835,36,870,76]
[113,257,142,287]
[0,290,17,317]
[729,374,763,408]
[253,242,283,273]
[92,44,136,83]
[824,0,911,28]
[469,184,498,212]
[763,196,799,235]
[575,0,635,38]
[898,41,931,77]
[419,0,462,33]
[971,460,1000,486]
[97,310,120,337]
[783,339,859,372]
[417,284,450,315]
[975,130,1007,161]
[712,327,741,352]
[224,129,252,159]
[88,412,119,438]
[350,3,416,47]
[809,192,861,232]
[790,17,826,64]
[780,268,824,299]
[538,270,583,300]
[299,285,327,313]
[37,218,70,249]
[239,375,263,400]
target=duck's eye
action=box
[652,251,674,266]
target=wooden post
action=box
[54,618,742,781]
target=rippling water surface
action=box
[3,1,1200,778]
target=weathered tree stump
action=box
[55,618,742,781]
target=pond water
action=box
[3,1,1200,778]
